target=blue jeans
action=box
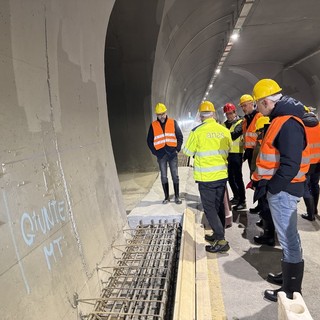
[157,154,179,184]
[267,191,302,263]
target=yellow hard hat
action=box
[255,116,270,131]
[239,94,254,106]
[199,101,215,112]
[252,79,282,101]
[155,103,167,114]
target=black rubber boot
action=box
[173,183,182,204]
[254,219,275,246]
[302,197,315,221]
[249,204,261,214]
[264,260,304,302]
[267,272,283,285]
[264,288,282,302]
[162,183,170,204]
[254,232,275,246]
[281,260,304,299]
[256,219,263,228]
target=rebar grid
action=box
[82,222,181,320]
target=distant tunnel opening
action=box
[104,0,165,174]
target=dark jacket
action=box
[244,109,259,129]
[224,116,244,141]
[255,96,307,200]
[147,116,183,159]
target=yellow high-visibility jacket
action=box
[223,119,244,153]
[183,118,232,182]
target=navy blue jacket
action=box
[257,96,307,198]
[147,117,183,160]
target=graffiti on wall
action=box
[20,200,67,270]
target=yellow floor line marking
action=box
[207,252,227,320]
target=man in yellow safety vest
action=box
[183,101,232,253]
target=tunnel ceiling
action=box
[151,0,320,121]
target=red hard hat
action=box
[223,103,236,113]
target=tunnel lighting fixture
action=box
[231,33,239,41]
[201,0,255,102]
[231,29,240,41]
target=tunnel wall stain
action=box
[0,0,128,319]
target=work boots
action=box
[301,197,315,221]
[254,219,275,246]
[249,204,261,214]
[267,272,283,285]
[173,183,182,204]
[162,183,170,204]
[256,219,263,227]
[254,232,275,246]
[264,260,304,302]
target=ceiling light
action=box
[231,33,239,41]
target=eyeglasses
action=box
[240,102,252,108]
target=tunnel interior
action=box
[2,0,320,319]
[106,0,320,143]
[104,0,320,215]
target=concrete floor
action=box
[120,164,320,320]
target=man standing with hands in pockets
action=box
[251,79,310,302]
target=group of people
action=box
[147,78,320,303]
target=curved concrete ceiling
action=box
[151,0,320,120]
[107,0,320,173]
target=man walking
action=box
[251,79,310,302]
[183,101,232,253]
[147,103,183,204]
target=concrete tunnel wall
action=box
[105,0,165,173]
[0,1,128,319]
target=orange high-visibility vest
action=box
[242,112,263,149]
[305,124,320,165]
[152,118,177,150]
[252,115,310,183]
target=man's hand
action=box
[243,148,252,162]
